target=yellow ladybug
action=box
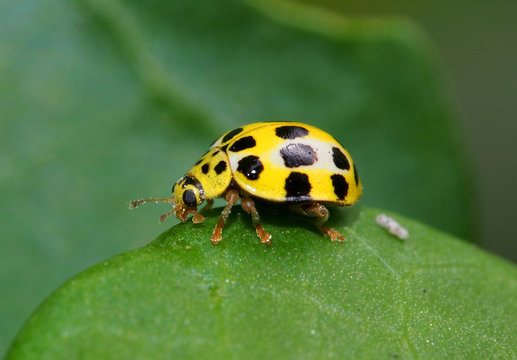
[130,122,362,245]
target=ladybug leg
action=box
[185,199,214,224]
[175,203,205,224]
[211,190,239,245]
[289,203,345,242]
[241,195,272,245]
[187,209,205,224]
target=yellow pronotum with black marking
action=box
[131,122,362,245]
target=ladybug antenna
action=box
[129,197,176,223]
[129,197,175,209]
[159,208,177,223]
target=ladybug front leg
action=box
[187,199,214,224]
[211,190,239,245]
[289,203,345,242]
[241,195,272,245]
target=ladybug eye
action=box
[182,189,197,207]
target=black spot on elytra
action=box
[214,161,227,175]
[229,136,256,152]
[331,174,349,200]
[220,144,229,153]
[285,172,311,200]
[201,163,209,174]
[332,147,350,170]
[275,125,309,140]
[182,189,197,207]
[280,143,318,168]
[353,163,359,185]
[237,155,263,180]
[211,150,220,157]
[222,127,243,143]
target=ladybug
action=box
[130,122,362,245]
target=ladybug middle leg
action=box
[241,195,272,245]
[289,203,345,242]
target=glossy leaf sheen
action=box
[7,207,517,359]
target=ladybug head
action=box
[172,176,205,223]
[129,175,205,224]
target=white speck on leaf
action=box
[376,214,409,240]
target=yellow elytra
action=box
[130,122,362,245]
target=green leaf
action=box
[0,0,476,354]
[6,206,517,359]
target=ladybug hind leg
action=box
[241,195,272,245]
[289,203,345,242]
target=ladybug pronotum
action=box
[130,122,362,245]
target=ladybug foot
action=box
[256,227,272,245]
[188,210,204,224]
[288,202,346,243]
[241,195,272,245]
[211,229,222,245]
[319,225,345,242]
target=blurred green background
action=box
[304,0,517,266]
[1,0,516,356]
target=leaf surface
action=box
[7,207,517,359]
